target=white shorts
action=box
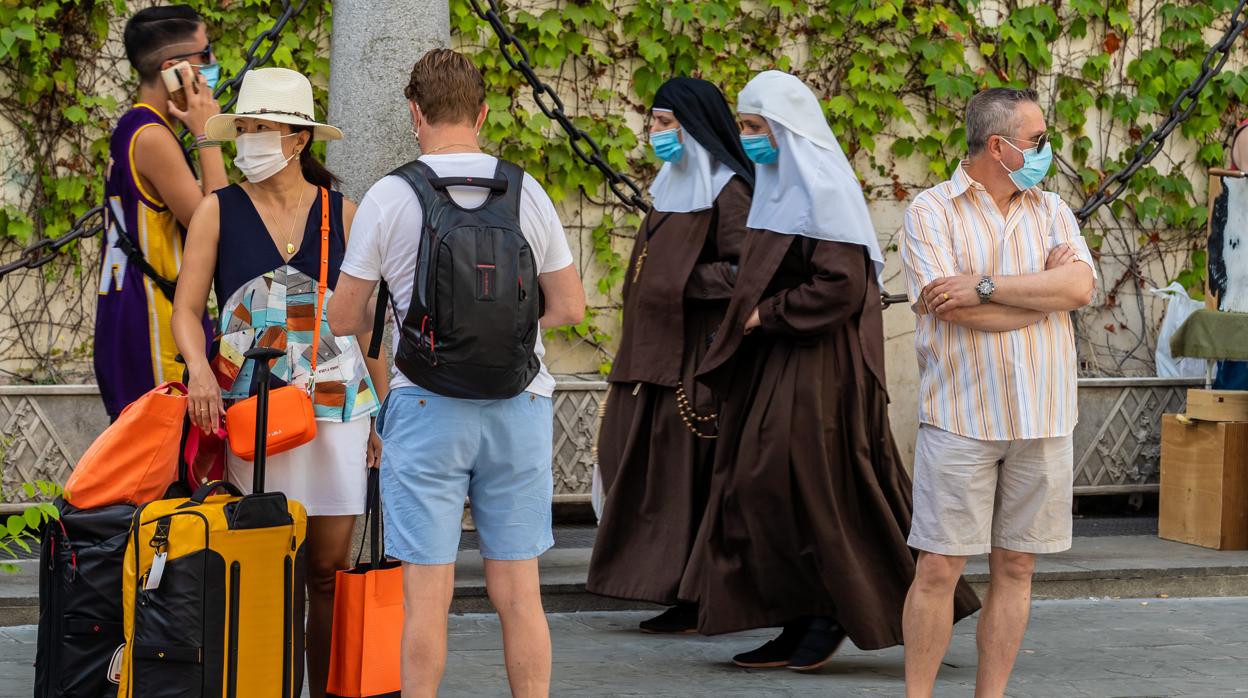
[228,417,370,517]
[908,425,1074,556]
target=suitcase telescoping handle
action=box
[244,346,286,494]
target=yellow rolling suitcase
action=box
[119,347,308,697]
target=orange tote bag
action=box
[327,468,404,698]
[64,381,187,508]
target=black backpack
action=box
[35,498,136,696]
[369,158,541,399]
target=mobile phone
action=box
[160,60,191,111]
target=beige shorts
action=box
[908,425,1074,556]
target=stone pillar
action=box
[325,0,450,200]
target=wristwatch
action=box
[976,275,995,304]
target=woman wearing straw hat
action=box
[171,67,388,698]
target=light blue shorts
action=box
[376,385,554,565]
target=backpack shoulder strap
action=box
[492,159,526,221]
[108,200,178,302]
[367,280,390,359]
[387,159,444,214]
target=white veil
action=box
[737,71,884,279]
[649,123,736,213]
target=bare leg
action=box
[401,562,456,698]
[974,548,1036,698]
[484,558,551,698]
[304,515,358,698]
[903,551,969,698]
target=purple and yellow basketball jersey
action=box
[94,104,208,417]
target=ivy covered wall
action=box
[450,0,1248,382]
[2,0,1246,407]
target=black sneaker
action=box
[786,617,847,671]
[639,603,698,634]
[732,620,811,668]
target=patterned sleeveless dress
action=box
[212,184,378,515]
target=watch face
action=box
[977,278,993,297]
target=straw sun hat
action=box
[204,67,342,141]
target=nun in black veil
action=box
[586,77,755,634]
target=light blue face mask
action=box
[198,62,221,92]
[1000,138,1052,190]
[650,127,684,163]
[741,133,778,164]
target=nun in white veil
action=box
[679,70,980,670]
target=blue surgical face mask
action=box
[1000,138,1052,190]
[650,127,684,163]
[741,133,779,165]
[198,62,220,91]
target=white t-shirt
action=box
[340,153,575,397]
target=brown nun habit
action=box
[587,77,754,606]
[678,71,980,646]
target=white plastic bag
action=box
[1150,282,1206,378]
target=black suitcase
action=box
[35,497,136,696]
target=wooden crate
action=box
[1187,390,1248,423]
[1159,415,1248,550]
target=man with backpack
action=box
[328,48,585,697]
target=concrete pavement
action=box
[8,597,1248,696]
[9,533,1248,624]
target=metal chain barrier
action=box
[0,0,309,279]
[0,207,106,278]
[467,1,924,305]
[1074,0,1248,223]
[212,0,309,113]
[466,0,651,213]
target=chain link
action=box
[466,1,932,306]
[212,0,310,113]
[1074,0,1248,223]
[0,0,309,280]
[466,0,651,213]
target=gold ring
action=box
[942,293,950,301]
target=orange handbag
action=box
[327,468,404,698]
[225,187,330,461]
[64,381,187,508]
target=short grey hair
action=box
[965,87,1039,155]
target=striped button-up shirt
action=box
[900,164,1095,441]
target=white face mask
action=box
[234,131,298,183]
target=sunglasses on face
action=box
[168,42,214,66]
[1000,132,1049,152]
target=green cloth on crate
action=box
[1170,309,1248,361]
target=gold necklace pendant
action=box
[287,242,296,254]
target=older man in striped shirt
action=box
[899,87,1095,698]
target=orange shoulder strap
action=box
[310,187,329,377]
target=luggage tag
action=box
[144,552,168,591]
[108,644,124,683]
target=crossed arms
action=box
[901,203,1096,333]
